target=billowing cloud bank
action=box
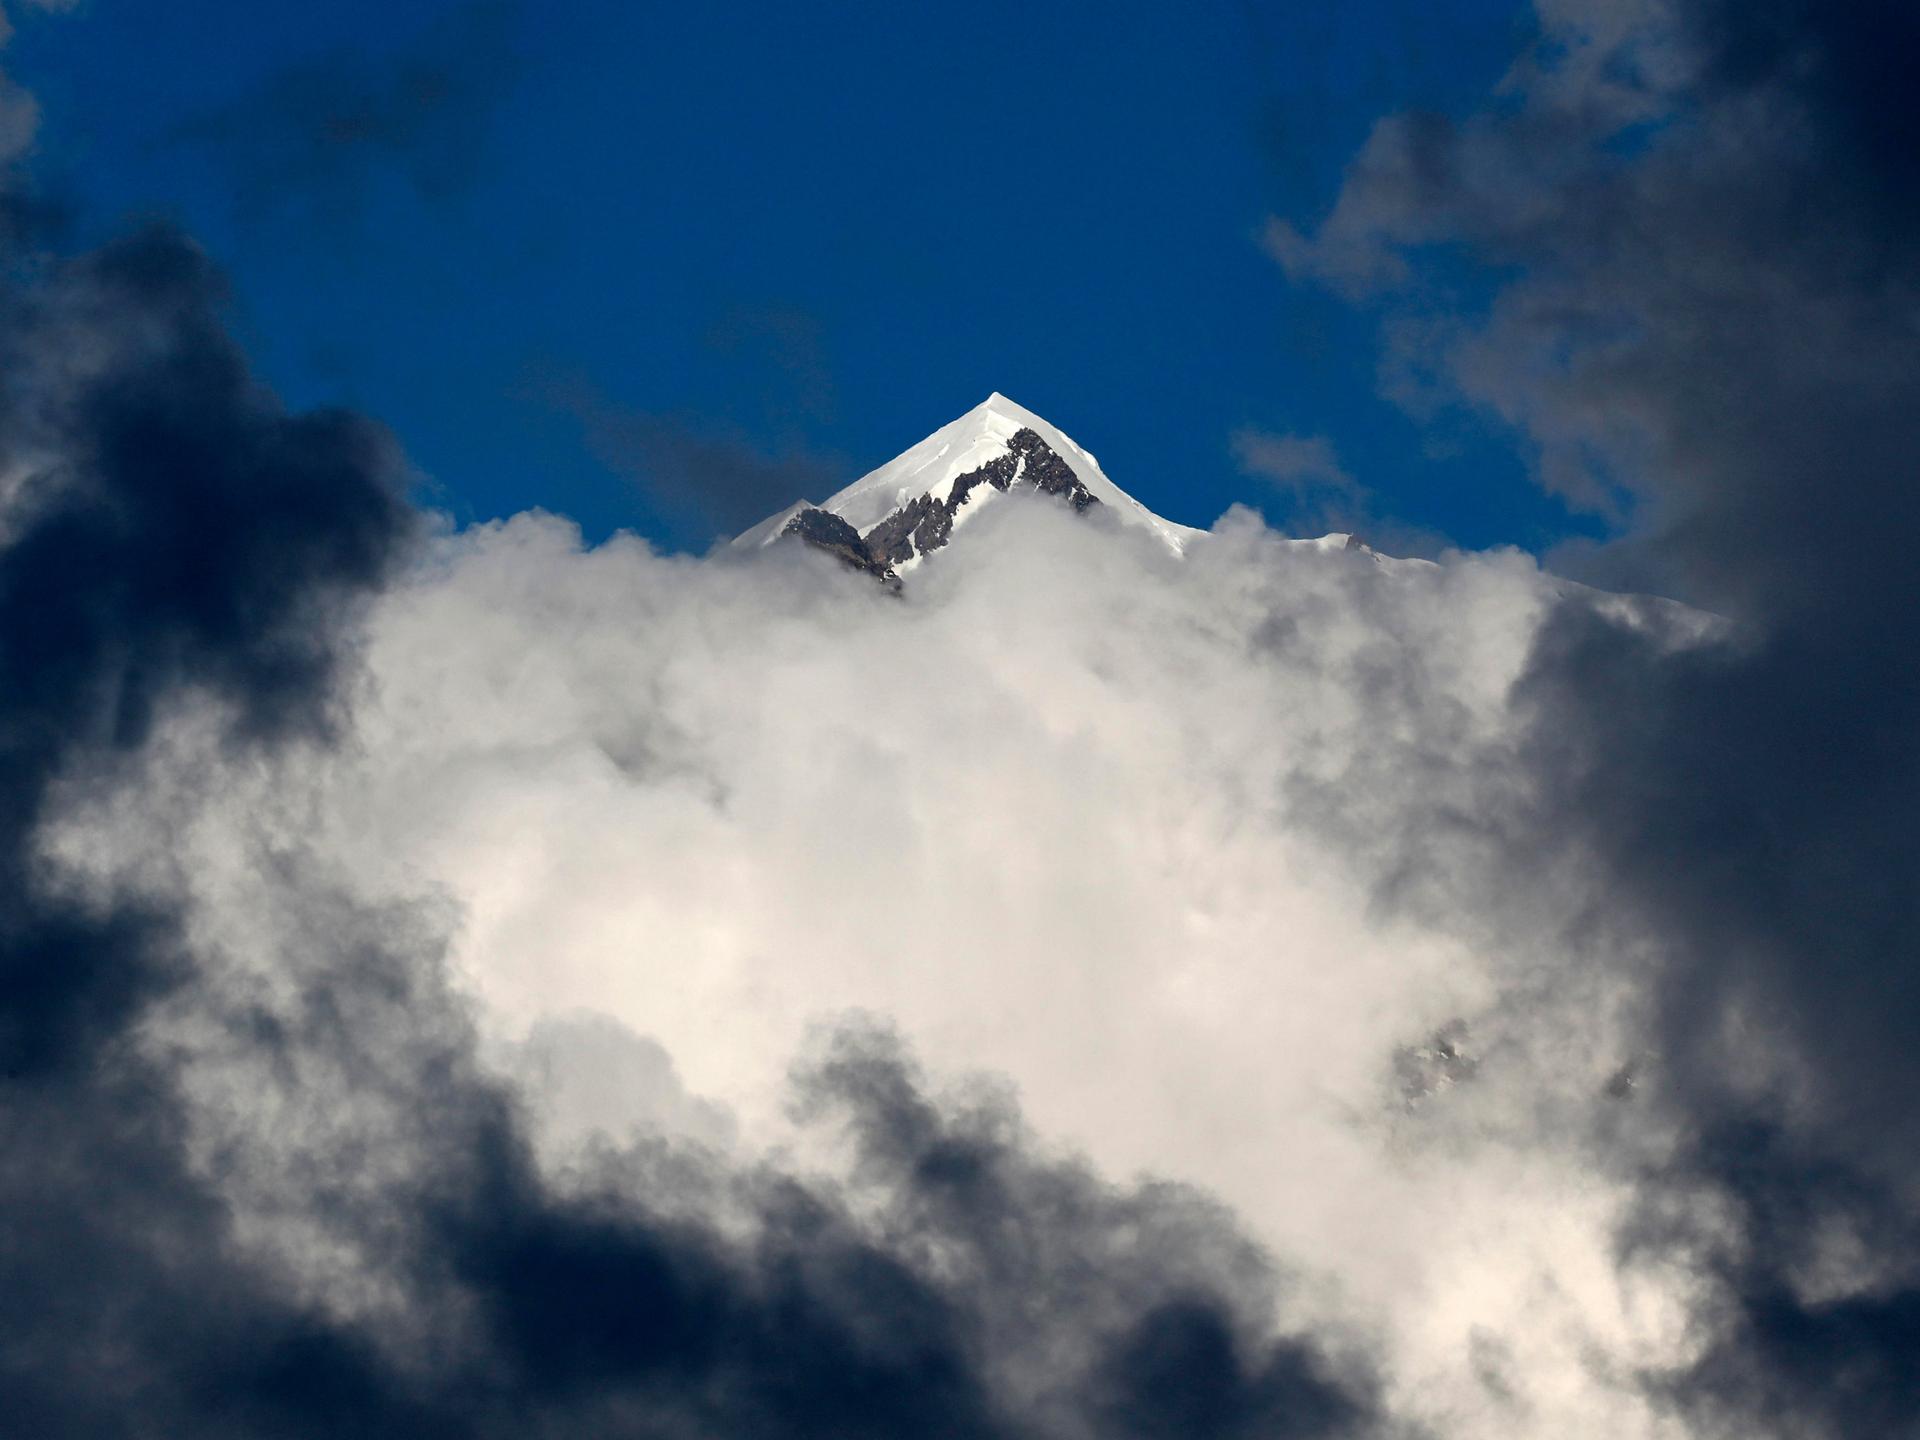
[5,1,1919,1438]
[2,230,1396,1439]
[31,452,1723,1440]
[1270,0,1920,1432]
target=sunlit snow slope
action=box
[734,393,1206,573]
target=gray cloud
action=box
[1231,430,1357,496]
[165,1,522,227]
[0,26,1396,1433]
[0,217,1383,1440]
[1231,428,1366,536]
[1274,2,1920,1432]
[20,3,1920,1434]
[252,489,1693,1437]
[0,0,73,179]
[549,375,848,544]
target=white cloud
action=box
[1232,428,1359,498]
[47,493,1711,1436]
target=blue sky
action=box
[11,0,1579,553]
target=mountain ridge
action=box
[733,394,1204,580]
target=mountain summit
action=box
[734,394,1204,581]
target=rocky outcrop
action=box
[1007,426,1100,512]
[862,427,1100,569]
[862,493,948,568]
[780,428,1104,585]
[779,507,900,587]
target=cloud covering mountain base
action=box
[0,230,1398,1438]
[38,464,1729,1436]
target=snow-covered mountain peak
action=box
[734,394,1204,579]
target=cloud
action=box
[0,24,1398,1439]
[1228,428,1447,556]
[63,482,1705,1438]
[546,374,848,544]
[0,0,74,179]
[0,223,1387,1440]
[0,219,416,1431]
[11,4,1915,1436]
[1232,429,1357,497]
[0,207,1733,1435]
[1273,1,1920,1432]
[164,1,522,227]
[1231,428,1364,532]
[0,0,76,44]
[537,304,846,546]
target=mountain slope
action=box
[734,393,1204,578]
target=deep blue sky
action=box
[10,0,1580,554]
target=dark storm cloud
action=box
[550,375,847,542]
[0,219,419,1431]
[1278,0,1920,1432]
[0,223,414,1074]
[0,221,1381,1436]
[165,1,521,224]
[540,306,849,544]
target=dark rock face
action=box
[779,507,900,587]
[1008,427,1101,512]
[862,493,948,568]
[781,429,1100,585]
[863,428,1100,568]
